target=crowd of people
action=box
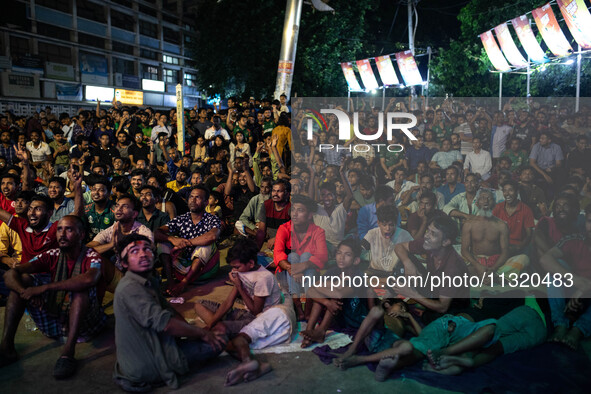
[0,95,590,390]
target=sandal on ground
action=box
[53,356,77,379]
[114,377,153,393]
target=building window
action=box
[111,11,135,32]
[112,41,135,55]
[37,22,70,41]
[163,69,178,84]
[140,48,158,61]
[37,42,71,64]
[36,0,70,14]
[113,57,135,75]
[184,73,197,87]
[139,20,158,39]
[163,55,179,65]
[139,5,157,18]
[77,2,106,23]
[163,27,180,44]
[9,35,30,58]
[142,64,159,80]
[78,33,105,50]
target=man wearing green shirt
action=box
[113,234,225,391]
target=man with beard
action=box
[155,185,222,296]
[48,177,74,223]
[204,160,227,191]
[493,180,535,255]
[83,176,114,242]
[129,169,145,199]
[461,189,530,279]
[0,173,21,215]
[260,179,291,249]
[0,170,83,266]
[437,166,465,205]
[113,234,225,391]
[87,194,153,291]
[0,215,106,378]
[534,192,581,262]
[443,173,482,226]
[236,177,272,248]
[518,166,547,219]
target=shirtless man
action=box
[461,190,529,281]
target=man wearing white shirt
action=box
[464,137,492,180]
[59,113,75,143]
[491,111,512,159]
[150,114,172,141]
[204,116,231,142]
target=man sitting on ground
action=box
[461,189,530,280]
[113,234,225,391]
[0,216,106,379]
[155,185,221,296]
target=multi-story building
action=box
[0,0,201,116]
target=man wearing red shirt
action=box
[274,194,328,320]
[0,169,84,264]
[0,215,105,378]
[260,179,291,248]
[493,180,535,254]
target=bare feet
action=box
[243,362,272,382]
[422,359,464,376]
[426,349,443,370]
[562,327,583,350]
[300,329,326,348]
[375,355,399,382]
[225,359,260,386]
[334,355,361,370]
[549,326,569,344]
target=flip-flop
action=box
[113,377,153,393]
[53,356,77,379]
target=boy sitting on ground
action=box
[300,238,372,348]
[333,298,422,367]
[194,237,296,386]
[362,205,413,304]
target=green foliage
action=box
[188,0,380,98]
[189,0,284,98]
[431,0,591,97]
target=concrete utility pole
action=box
[406,0,417,106]
[274,0,334,100]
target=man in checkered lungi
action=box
[0,215,106,379]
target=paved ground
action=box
[1,258,589,393]
[0,263,456,394]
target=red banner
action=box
[557,0,591,49]
[511,15,547,63]
[532,3,572,57]
[340,62,363,91]
[355,59,379,90]
[394,50,423,86]
[479,31,511,71]
[494,23,527,68]
[374,55,400,86]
